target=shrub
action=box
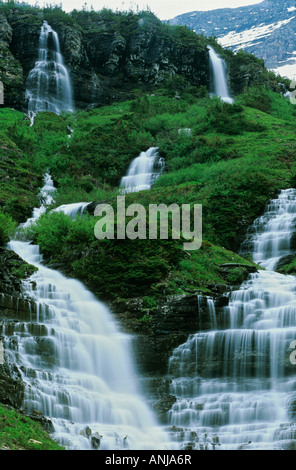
[0,211,17,245]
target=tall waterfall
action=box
[120,147,165,194]
[208,45,234,104]
[168,189,296,450]
[26,21,74,116]
[6,175,168,450]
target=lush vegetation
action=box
[0,82,293,299]
[0,404,64,450]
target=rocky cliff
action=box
[0,5,285,112]
[0,247,38,408]
[0,6,210,111]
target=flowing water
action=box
[168,189,296,450]
[120,147,165,194]
[6,175,168,450]
[26,21,74,118]
[208,45,234,104]
[53,202,91,219]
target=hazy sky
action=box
[27,0,264,20]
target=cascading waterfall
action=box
[168,189,296,450]
[20,173,55,230]
[26,21,74,120]
[6,175,168,450]
[208,45,234,104]
[120,147,165,194]
[53,202,91,219]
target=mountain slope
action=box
[170,0,296,79]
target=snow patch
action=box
[272,63,296,80]
[218,16,295,51]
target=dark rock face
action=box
[0,247,37,408]
[50,21,103,109]
[111,291,230,375]
[0,12,24,108]
[111,289,234,423]
[0,9,209,111]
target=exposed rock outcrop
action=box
[0,7,211,111]
[0,247,37,408]
[111,291,230,375]
[0,12,24,108]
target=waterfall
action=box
[53,202,91,219]
[208,45,234,104]
[20,173,55,230]
[120,147,165,194]
[6,175,168,450]
[168,189,296,450]
[26,21,74,118]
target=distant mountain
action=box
[170,0,296,79]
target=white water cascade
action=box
[168,189,296,450]
[120,147,165,194]
[20,173,55,230]
[6,175,168,450]
[53,202,91,219]
[26,21,74,119]
[208,46,234,104]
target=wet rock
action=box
[91,432,102,449]
[111,291,230,376]
[80,426,92,438]
[0,247,38,408]
[26,410,54,433]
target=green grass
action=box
[0,404,64,450]
[2,85,296,299]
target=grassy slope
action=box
[0,404,64,450]
[1,86,294,300]
[0,108,43,223]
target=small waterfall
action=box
[53,202,91,219]
[20,173,55,230]
[208,45,233,104]
[167,189,296,450]
[6,175,168,450]
[120,147,165,194]
[26,21,74,117]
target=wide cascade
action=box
[53,202,91,219]
[168,189,296,450]
[6,175,168,450]
[208,45,234,104]
[120,147,165,194]
[26,21,74,116]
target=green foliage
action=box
[0,211,17,245]
[225,267,249,285]
[1,63,296,301]
[0,404,64,450]
[25,210,185,299]
[24,212,91,258]
[11,263,37,279]
[207,99,266,134]
[276,257,296,275]
[142,296,158,309]
[238,86,273,113]
[238,86,296,121]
